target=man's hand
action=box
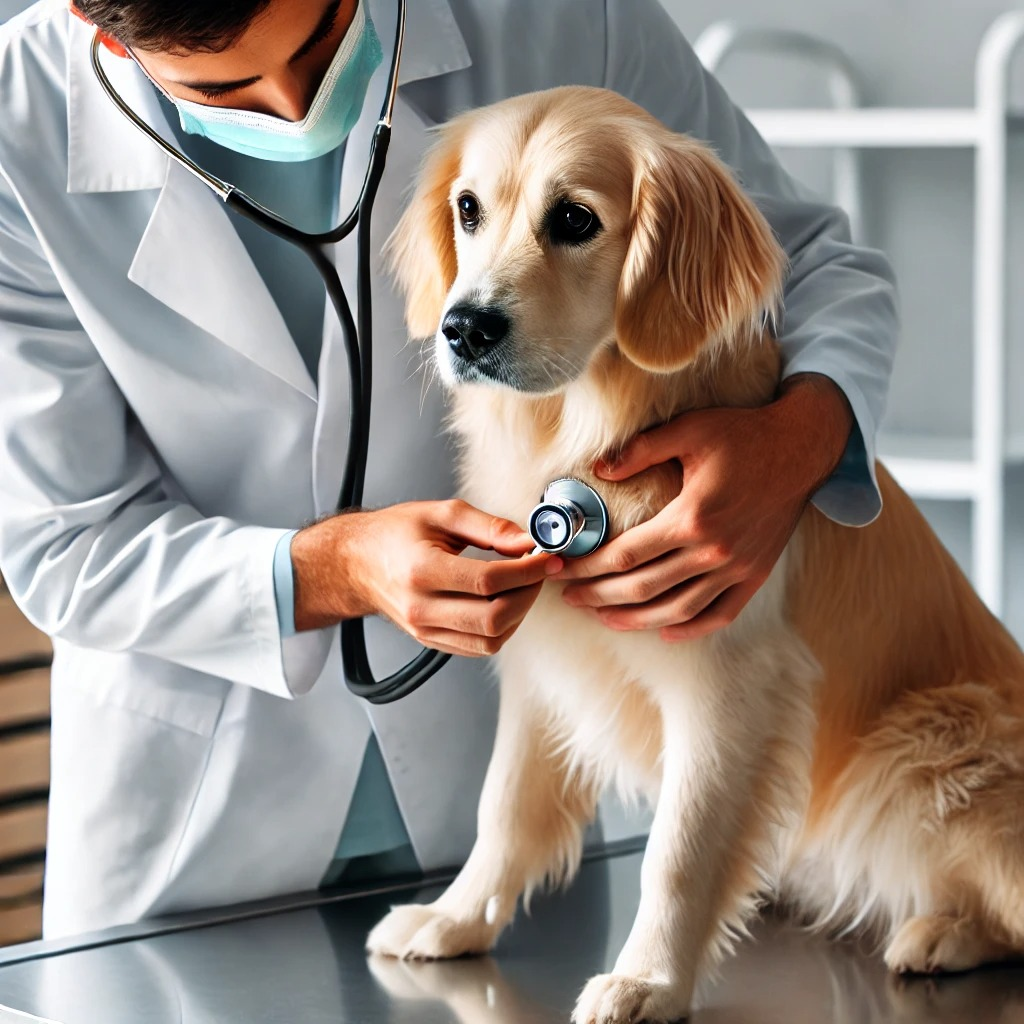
[290,499,562,657]
[554,374,854,641]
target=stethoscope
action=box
[88,1,608,704]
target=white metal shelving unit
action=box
[695,15,1024,616]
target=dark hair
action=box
[76,0,274,53]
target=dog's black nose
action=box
[441,305,510,361]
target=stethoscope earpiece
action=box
[529,479,609,558]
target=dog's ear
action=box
[615,135,786,373]
[386,123,467,338]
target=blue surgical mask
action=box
[138,0,383,163]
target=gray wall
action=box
[664,0,1024,437]
[4,0,1022,638]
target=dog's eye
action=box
[457,193,481,232]
[549,201,601,245]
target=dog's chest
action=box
[460,454,679,539]
[451,391,682,536]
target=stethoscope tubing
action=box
[89,0,451,703]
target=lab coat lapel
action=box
[66,16,315,400]
[312,0,470,510]
[311,97,425,513]
[126,164,316,400]
[308,76,374,513]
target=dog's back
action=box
[787,472,1024,964]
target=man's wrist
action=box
[770,372,855,500]
[291,514,374,632]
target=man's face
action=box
[130,0,358,122]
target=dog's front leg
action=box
[573,643,795,1024]
[368,657,597,961]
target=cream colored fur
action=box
[366,86,1024,1023]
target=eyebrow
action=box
[171,0,343,94]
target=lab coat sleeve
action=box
[603,0,900,526]
[273,531,300,636]
[0,171,328,699]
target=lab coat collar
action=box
[65,0,472,196]
[65,13,169,195]
[126,159,318,399]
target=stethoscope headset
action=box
[82,0,608,704]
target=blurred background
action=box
[1,0,1023,947]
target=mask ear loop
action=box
[69,3,130,58]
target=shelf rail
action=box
[971,12,1024,617]
[695,14,1024,615]
[694,23,866,242]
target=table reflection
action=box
[0,850,1021,1024]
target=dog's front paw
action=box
[571,973,690,1024]
[366,902,498,960]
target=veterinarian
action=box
[0,0,897,938]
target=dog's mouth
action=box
[446,348,519,389]
[443,343,584,395]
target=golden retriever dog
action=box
[366,86,1024,1022]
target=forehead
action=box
[455,105,635,209]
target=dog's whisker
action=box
[418,354,441,414]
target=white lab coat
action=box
[0,0,898,938]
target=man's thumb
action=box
[595,425,679,480]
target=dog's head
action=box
[389,86,785,394]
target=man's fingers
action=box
[561,548,705,609]
[552,512,679,582]
[436,499,533,556]
[489,532,539,558]
[659,581,757,642]
[595,421,685,481]
[407,584,542,637]
[595,575,732,632]
[414,624,520,659]
[435,548,561,598]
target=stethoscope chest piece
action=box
[528,478,609,558]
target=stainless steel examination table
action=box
[1,841,1022,1023]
